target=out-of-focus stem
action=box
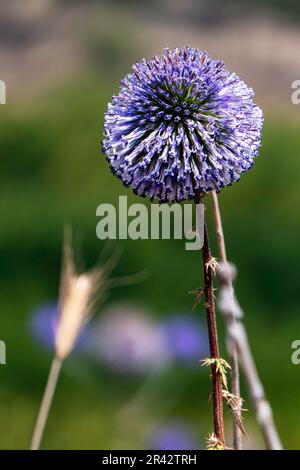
[211,191,242,450]
[217,262,283,450]
[30,356,62,450]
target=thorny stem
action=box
[211,191,242,450]
[201,218,225,445]
[30,356,62,450]
[217,262,283,450]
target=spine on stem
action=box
[202,222,225,446]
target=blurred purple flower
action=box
[29,301,89,354]
[161,314,209,364]
[148,421,197,450]
[88,303,171,374]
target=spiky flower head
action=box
[102,47,263,202]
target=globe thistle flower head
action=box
[102,47,263,202]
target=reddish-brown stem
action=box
[202,222,225,445]
[211,191,242,450]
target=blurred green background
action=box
[1,0,300,450]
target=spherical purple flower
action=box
[102,47,263,202]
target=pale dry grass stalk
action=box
[217,262,283,450]
[211,191,242,450]
[30,357,62,450]
[30,231,111,450]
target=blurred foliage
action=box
[1,13,300,446]
[59,0,300,24]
